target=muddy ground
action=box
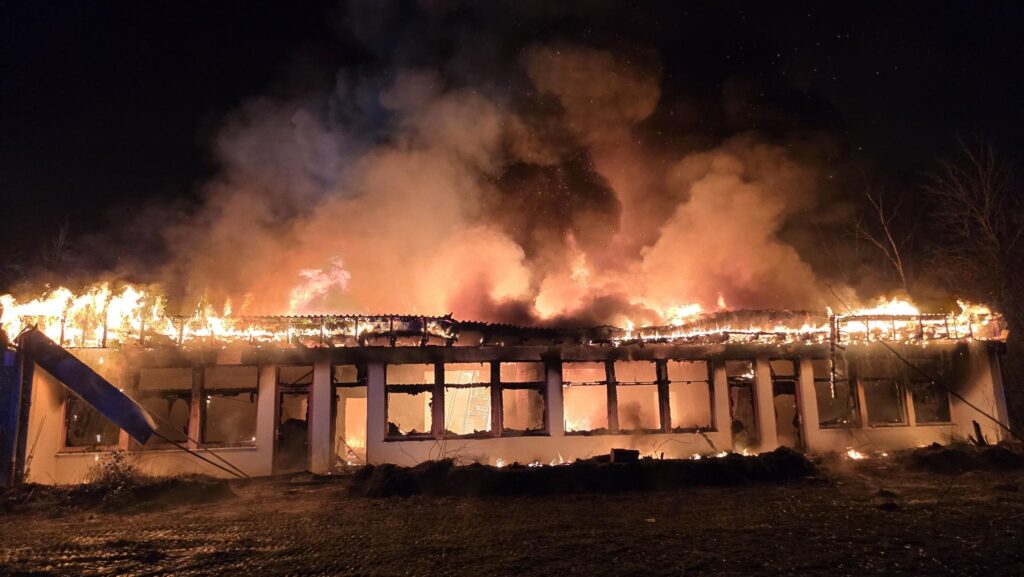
[1,458,1023,576]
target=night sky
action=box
[2,0,1022,290]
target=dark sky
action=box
[2,0,1022,286]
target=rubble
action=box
[349,447,816,497]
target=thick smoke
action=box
[153,5,852,326]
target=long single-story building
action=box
[3,310,1011,484]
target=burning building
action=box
[0,287,1012,484]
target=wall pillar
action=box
[545,360,564,438]
[711,360,731,451]
[308,358,333,474]
[796,357,820,452]
[754,358,777,451]
[365,363,386,464]
[255,365,277,476]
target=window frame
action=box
[561,361,613,435]
[855,355,954,428]
[664,359,716,433]
[811,357,861,429]
[497,361,547,437]
[200,365,260,447]
[61,393,121,453]
[384,363,438,440]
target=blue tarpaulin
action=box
[20,329,156,444]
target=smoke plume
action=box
[140,3,856,326]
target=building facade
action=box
[16,313,1011,484]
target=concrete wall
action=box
[24,341,1010,484]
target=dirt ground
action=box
[1,459,1023,577]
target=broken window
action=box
[137,367,192,448]
[726,360,759,448]
[770,360,801,450]
[812,358,859,428]
[443,363,492,437]
[64,395,119,449]
[666,360,713,430]
[500,362,545,434]
[859,357,907,426]
[202,366,258,445]
[562,362,609,434]
[386,363,434,437]
[908,359,952,424]
[334,364,367,464]
[613,361,661,432]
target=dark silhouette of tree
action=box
[853,185,913,292]
[925,138,1024,427]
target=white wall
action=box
[26,342,1010,484]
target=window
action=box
[562,362,609,434]
[137,367,192,448]
[443,363,492,437]
[812,358,859,428]
[334,364,367,464]
[613,361,661,432]
[64,396,119,450]
[203,366,258,445]
[666,360,713,430]
[499,362,545,434]
[386,364,434,437]
[859,357,907,426]
[908,359,952,424]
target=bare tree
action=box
[41,220,72,272]
[853,186,912,292]
[925,138,1024,426]
[925,139,1023,318]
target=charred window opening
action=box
[64,395,119,450]
[499,362,546,435]
[202,366,258,446]
[666,360,713,431]
[138,367,192,448]
[858,357,908,426]
[812,358,859,428]
[613,361,661,432]
[276,366,311,473]
[334,364,367,465]
[908,359,952,424]
[443,363,492,438]
[770,360,801,450]
[726,361,759,449]
[562,362,609,434]
[385,364,435,438]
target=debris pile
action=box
[350,447,816,497]
[904,442,1024,475]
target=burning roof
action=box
[0,284,1006,350]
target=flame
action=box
[849,296,919,316]
[845,448,867,460]
[0,282,1005,351]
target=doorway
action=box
[770,360,802,451]
[275,366,312,473]
[726,361,759,451]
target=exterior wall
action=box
[800,342,1007,454]
[26,350,274,485]
[22,340,1011,484]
